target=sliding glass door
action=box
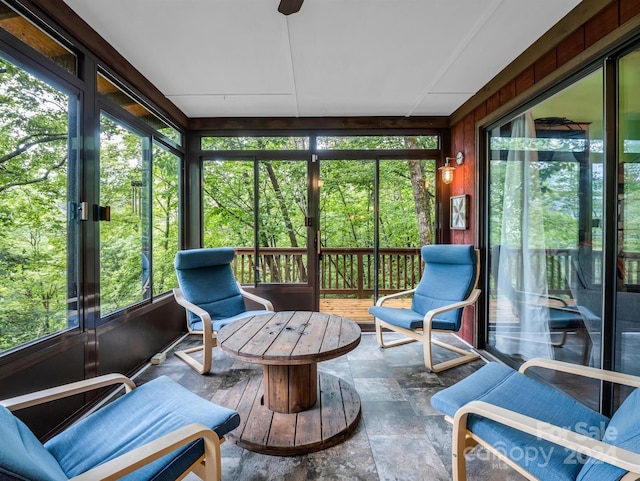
[486,69,604,407]
[486,45,640,410]
[616,48,640,379]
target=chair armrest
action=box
[424,288,481,323]
[238,283,274,311]
[173,288,214,338]
[519,358,640,388]
[173,288,212,322]
[70,423,223,481]
[375,288,417,306]
[454,400,640,476]
[1,374,136,411]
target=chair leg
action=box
[375,318,417,349]
[175,332,216,374]
[451,413,470,481]
[426,338,481,373]
[376,318,479,372]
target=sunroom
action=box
[1,1,640,480]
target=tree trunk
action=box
[405,138,434,246]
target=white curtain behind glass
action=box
[495,111,553,360]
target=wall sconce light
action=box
[439,152,464,185]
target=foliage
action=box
[0,58,69,351]
[0,57,180,352]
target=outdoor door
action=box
[202,157,313,309]
[198,135,439,316]
[317,157,436,324]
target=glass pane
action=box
[378,158,435,296]
[257,160,308,283]
[151,143,179,296]
[203,160,254,245]
[201,136,309,150]
[0,2,76,74]
[202,159,308,285]
[100,114,151,316]
[617,49,640,379]
[317,135,438,150]
[203,160,255,282]
[487,69,604,409]
[97,73,181,145]
[0,56,76,352]
[319,160,375,320]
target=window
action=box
[317,135,438,150]
[99,114,151,316]
[0,55,77,352]
[201,136,308,150]
[151,142,179,296]
[203,158,308,284]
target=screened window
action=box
[317,135,438,150]
[201,136,309,150]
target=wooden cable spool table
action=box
[217,311,362,455]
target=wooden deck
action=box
[319,297,412,324]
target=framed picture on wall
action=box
[450,194,469,230]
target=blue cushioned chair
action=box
[0,373,240,481]
[431,358,640,481]
[369,244,481,372]
[174,247,274,374]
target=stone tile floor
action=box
[135,332,527,481]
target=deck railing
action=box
[233,247,421,297]
[232,247,640,298]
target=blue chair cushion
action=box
[45,376,240,481]
[207,309,271,332]
[0,405,68,481]
[174,247,235,270]
[577,387,640,481]
[431,363,609,481]
[369,244,476,332]
[175,248,265,330]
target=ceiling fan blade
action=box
[278,0,304,15]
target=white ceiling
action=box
[62,0,582,118]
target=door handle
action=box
[316,230,322,256]
[93,204,111,221]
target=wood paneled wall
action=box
[450,0,640,345]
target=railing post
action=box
[357,251,364,298]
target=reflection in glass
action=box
[0,2,76,74]
[487,69,604,407]
[617,49,640,378]
[97,74,181,145]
